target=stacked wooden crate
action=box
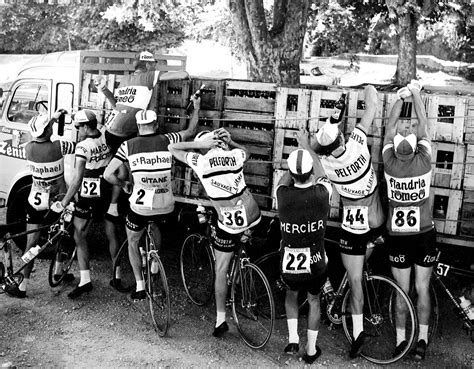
[460,100,474,238]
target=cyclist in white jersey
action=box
[311,85,386,358]
[4,110,75,298]
[53,110,117,299]
[169,128,261,337]
[104,99,199,301]
[98,51,190,222]
[382,80,435,360]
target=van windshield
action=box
[7,82,49,124]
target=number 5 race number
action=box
[28,190,50,211]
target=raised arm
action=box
[178,97,200,141]
[408,82,429,141]
[158,71,190,81]
[296,128,326,179]
[357,85,379,133]
[214,128,251,162]
[168,135,220,164]
[384,98,404,147]
[97,79,117,108]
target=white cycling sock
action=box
[287,318,299,344]
[419,324,429,343]
[396,328,406,345]
[19,278,28,292]
[136,280,145,291]
[306,329,319,356]
[352,314,363,339]
[79,270,91,286]
[216,311,226,327]
[107,203,118,216]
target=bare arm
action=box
[60,158,86,207]
[178,97,200,142]
[384,99,403,147]
[357,85,378,133]
[296,128,326,178]
[277,171,292,187]
[104,157,129,188]
[214,128,251,162]
[159,71,190,81]
[97,79,117,108]
[409,86,429,141]
[169,135,220,164]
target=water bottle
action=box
[21,245,41,263]
[151,259,159,274]
[197,203,206,224]
[329,93,346,124]
[186,84,205,114]
[322,277,335,302]
[139,247,147,268]
[459,296,474,320]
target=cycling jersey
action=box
[25,140,75,210]
[185,147,261,234]
[115,132,182,216]
[74,126,112,200]
[104,71,159,137]
[383,139,433,235]
[320,126,384,234]
[276,177,332,282]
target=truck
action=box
[0,50,187,248]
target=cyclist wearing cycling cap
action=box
[104,98,199,300]
[4,110,75,298]
[311,85,386,358]
[97,50,190,222]
[55,109,118,299]
[383,80,435,360]
[169,127,261,338]
[276,130,332,364]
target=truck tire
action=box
[6,183,31,252]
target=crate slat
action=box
[224,80,276,113]
[429,187,462,235]
[464,144,474,190]
[427,95,467,143]
[430,142,466,189]
[459,190,474,237]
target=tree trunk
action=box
[394,11,418,85]
[228,0,309,84]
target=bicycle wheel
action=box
[231,262,275,349]
[180,233,214,306]
[342,274,417,364]
[147,252,170,337]
[48,231,76,287]
[112,240,135,293]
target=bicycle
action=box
[1,205,76,294]
[179,206,275,349]
[112,220,171,337]
[254,236,417,365]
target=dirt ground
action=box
[1,209,473,369]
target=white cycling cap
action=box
[393,133,417,159]
[287,149,313,175]
[194,130,214,142]
[29,114,50,138]
[138,51,156,62]
[74,109,96,124]
[136,110,157,124]
[315,123,339,146]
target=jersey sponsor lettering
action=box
[209,156,237,168]
[28,158,63,180]
[334,154,367,178]
[280,220,325,234]
[114,85,152,108]
[385,172,430,202]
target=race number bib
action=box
[219,204,248,230]
[342,206,369,232]
[104,109,119,130]
[81,177,101,198]
[391,206,420,233]
[28,189,50,211]
[283,247,311,275]
[130,187,155,209]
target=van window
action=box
[7,82,49,124]
[56,83,74,122]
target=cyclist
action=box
[382,80,435,360]
[276,130,332,364]
[311,85,386,358]
[98,51,190,221]
[103,100,199,301]
[5,110,75,298]
[53,110,118,299]
[169,128,261,337]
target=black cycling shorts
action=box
[283,270,328,296]
[388,228,437,269]
[338,225,385,256]
[125,208,171,232]
[26,202,59,225]
[75,180,112,220]
[105,130,135,154]
[210,223,241,253]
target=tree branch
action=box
[271,0,287,35]
[228,0,258,65]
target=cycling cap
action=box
[393,133,417,159]
[136,110,157,124]
[316,123,339,146]
[287,149,313,175]
[74,110,96,124]
[194,130,214,142]
[29,114,50,138]
[138,51,156,62]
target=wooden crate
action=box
[158,79,190,108]
[182,167,206,198]
[430,142,466,189]
[426,95,467,143]
[429,187,463,235]
[157,107,188,133]
[171,164,185,196]
[223,80,277,113]
[459,190,474,237]
[465,98,474,143]
[464,144,474,190]
[190,79,225,111]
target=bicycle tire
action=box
[254,250,308,319]
[48,231,76,287]
[180,233,214,306]
[112,240,135,293]
[231,262,275,349]
[342,274,417,365]
[147,252,171,337]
